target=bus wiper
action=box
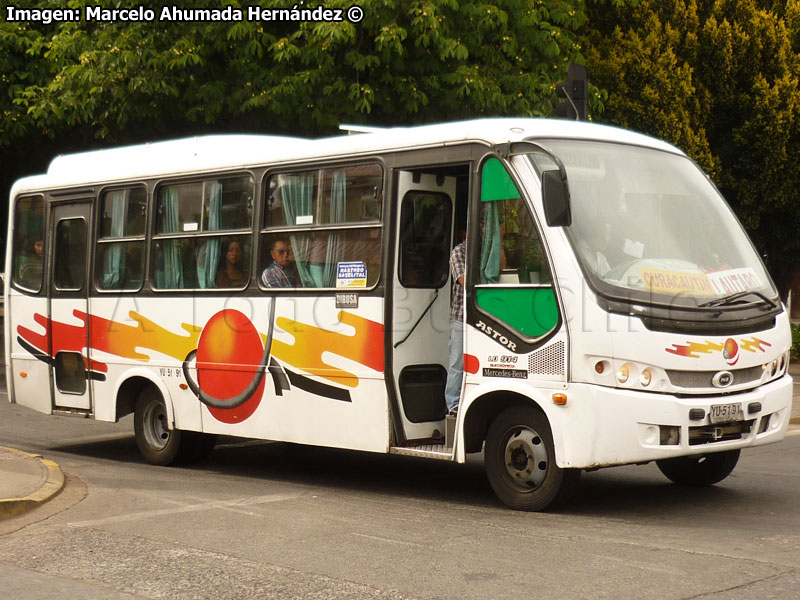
[698,290,777,309]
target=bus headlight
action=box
[640,368,653,387]
[616,364,630,384]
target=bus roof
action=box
[10,118,682,197]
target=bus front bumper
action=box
[551,375,793,469]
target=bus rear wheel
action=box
[656,450,740,486]
[485,405,580,511]
[134,388,216,465]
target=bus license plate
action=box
[709,403,744,424]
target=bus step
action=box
[390,444,454,461]
[53,408,91,418]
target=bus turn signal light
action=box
[552,393,567,405]
[594,361,605,374]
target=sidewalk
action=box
[0,446,65,519]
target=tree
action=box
[584,0,800,298]
[2,0,593,144]
[0,0,598,251]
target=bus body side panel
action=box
[6,290,52,414]
[86,296,202,430]
[197,294,389,452]
[84,294,389,453]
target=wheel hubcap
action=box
[503,427,548,489]
[142,401,170,450]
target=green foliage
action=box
[792,322,800,361]
[0,0,603,255]
[584,0,800,297]
[0,0,593,146]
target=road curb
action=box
[0,446,65,519]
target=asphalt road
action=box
[1,389,799,600]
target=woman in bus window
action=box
[216,239,248,288]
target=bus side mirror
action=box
[542,170,571,227]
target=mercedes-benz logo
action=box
[712,371,734,388]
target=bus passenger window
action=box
[260,229,380,289]
[260,163,383,290]
[96,187,147,291]
[152,176,254,290]
[12,196,45,292]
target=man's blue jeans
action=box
[445,318,464,412]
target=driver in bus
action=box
[579,221,611,277]
[261,237,301,288]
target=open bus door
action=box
[390,170,457,443]
[48,200,93,412]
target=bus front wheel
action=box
[656,450,740,486]
[485,405,580,511]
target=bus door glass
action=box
[391,169,457,441]
[49,201,93,411]
[466,158,565,385]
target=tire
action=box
[656,450,740,486]
[134,388,201,466]
[485,405,580,511]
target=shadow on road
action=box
[47,433,756,518]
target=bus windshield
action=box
[531,140,778,308]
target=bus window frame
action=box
[10,194,47,295]
[149,171,257,293]
[93,184,148,294]
[257,160,385,293]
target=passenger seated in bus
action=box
[261,237,301,288]
[216,239,247,288]
[16,238,44,288]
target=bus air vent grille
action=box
[666,365,763,389]
[528,341,565,375]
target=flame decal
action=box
[18,309,384,391]
[270,311,384,388]
[18,311,107,374]
[665,340,723,358]
[91,311,201,362]
[666,336,771,359]
[739,337,771,353]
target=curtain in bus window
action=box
[196,181,222,289]
[156,186,184,289]
[102,189,128,289]
[322,170,347,286]
[279,173,315,287]
[480,200,502,283]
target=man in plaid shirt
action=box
[445,238,466,415]
[261,238,301,288]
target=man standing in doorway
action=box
[445,235,466,415]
